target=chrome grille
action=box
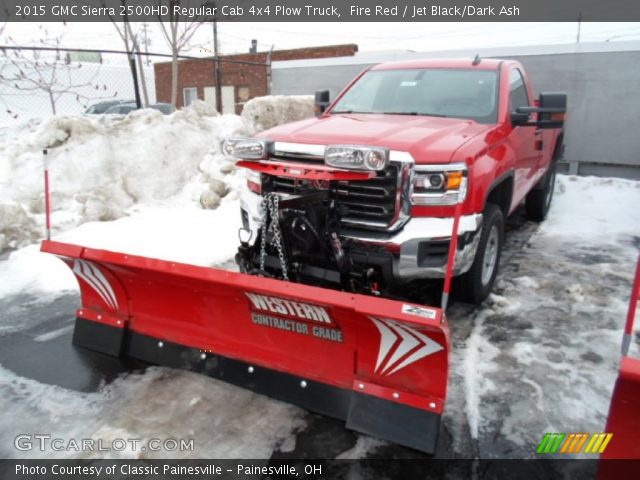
[266,165,400,229]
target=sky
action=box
[2,22,640,59]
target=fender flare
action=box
[481,169,515,215]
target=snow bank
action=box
[0,102,247,251]
[0,202,242,301]
[242,95,314,134]
[0,95,314,253]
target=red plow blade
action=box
[41,239,450,453]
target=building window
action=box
[183,87,198,107]
[238,86,250,102]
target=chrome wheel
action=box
[481,225,499,286]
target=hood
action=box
[260,113,494,164]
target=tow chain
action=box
[259,193,289,280]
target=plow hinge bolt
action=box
[392,392,400,399]
[429,402,437,409]
[358,383,365,390]
[200,353,206,360]
[248,366,254,373]
[300,380,307,388]
[158,341,164,348]
[116,320,121,325]
[97,315,102,320]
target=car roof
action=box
[371,58,505,71]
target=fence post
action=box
[213,20,222,113]
[129,51,142,109]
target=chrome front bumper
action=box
[342,214,483,279]
[240,188,483,280]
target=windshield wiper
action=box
[330,110,373,114]
[382,112,449,117]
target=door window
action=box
[509,69,530,112]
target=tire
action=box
[525,162,557,222]
[455,204,504,305]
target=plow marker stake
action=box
[41,240,451,453]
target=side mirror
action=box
[515,92,567,129]
[510,111,530,126]
[314,90,330,116]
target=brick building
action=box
[154,44,358,113]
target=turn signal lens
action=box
[446,171,464,190]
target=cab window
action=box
[509,68,530,112]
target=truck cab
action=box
[228,58,566,304]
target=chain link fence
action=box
[0,46,270,129]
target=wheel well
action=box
[485,175,513,218]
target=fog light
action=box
[325,145,389,171]
[222,137,273,160]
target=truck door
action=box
[507,67,541,207]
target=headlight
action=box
[325,145,389,171]
[222,137,273,160]
[411,163,468,205]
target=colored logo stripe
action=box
[584,433,613,454]
[537,433,565,453]
[537,432,613,454]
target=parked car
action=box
[103,102,175,115]
[84,99,133,114]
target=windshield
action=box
[331,68,499,123]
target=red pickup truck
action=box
[228,58,566,304]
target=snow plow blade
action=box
[41,239,450,453]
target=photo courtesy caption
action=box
[16,463,324,476]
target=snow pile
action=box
[0,103,246,251]
[0,95,314,253]
[242,95,314,134]
[0,203,243,301]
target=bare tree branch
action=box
[0,25,116,117]
[157,0,206,108]
[104,0,150,106]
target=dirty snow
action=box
[242,95,314,134]
[0,364,305,459]
[445,174,640,458]
[0,95,314,253]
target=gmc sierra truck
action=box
[226,58,566,304]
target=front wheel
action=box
[454,204,504,305]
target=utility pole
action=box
[576,12,582,44]
[141,22,151,66]
[213,20,222,113]
[266,44,274,95]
